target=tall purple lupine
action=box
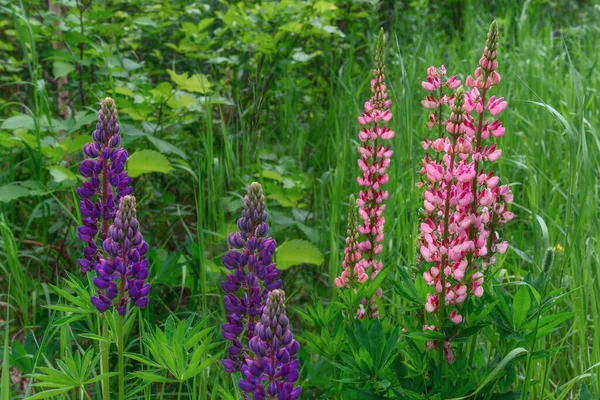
[77,97,132,274]
[239,289,301,400]
[221,183,282,373]
[91,195,150,315]
[77,98,149,314]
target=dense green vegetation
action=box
[0,0,599,398]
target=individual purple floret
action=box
[90,195,150,315]
[221,182,282,373]
[77,97,132,274]
[239,289,301,400]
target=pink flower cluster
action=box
[334,195,367,288]
[334,30,392,320]
[355,30,394,284]
[421,65,461,129]
[418,21,513,363]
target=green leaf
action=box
[448,348,528,400]
[168,70,211,93]
[166,94,196,109]
[133,16,157,27]
[1,114,34,131]
[145,135,187,159]
[26,388,71,399]
[275,239,324,270]
[115,86,135,98]
[181,74,212,94]
[151,82,173,100]
[53,61,75,79]
[255,170,283,182]
[167,70,188,87]
[130,371,175,383]
[512,285,531,329]
[47,166,77,183]
[0,184,30,203]
[127,150,173,177]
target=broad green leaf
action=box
[0,184,30,203]
[167,94,196,109]
[133,16,157,27]
[1,114,34,131]
[180,74,212,94]
[120,105,152,121]
[121,58,143,71]
[255,170,283,182]
[145,135,187,159]
[197,18,215,32]
[127,150,173,177]
[115,86,134,98]
[151,82,173,100]
[275,239,324,270]
[47,166,77,183]
[167,70,189,87]
[53,61,75,79]
[512,285,531,329]
[314,1,337,12]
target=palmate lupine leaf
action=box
[45,275,97,326]
[28,348,117,399]
[127,315,223,384]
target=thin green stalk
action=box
[117,314,125,400]
[177,381,183,400]
[100,318,110,400]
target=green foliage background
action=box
[0,0,599,398]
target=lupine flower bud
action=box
[77,98,132,274]
[418,22,512,364]
[239,290,301,400]
[90,195,150,315]
[221,183,282,373]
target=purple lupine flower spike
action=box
[90,195,150,314]
[240,289,301,400]
[77,98,132,273]
[221,182,282,374]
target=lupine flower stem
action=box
[117,313,125,399]
[99,319,110,400]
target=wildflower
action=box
[77,98,132,273]
[356,28,394,283]
[90,195,150,314]
[334,195,367,289]
[239,289,301,400]
[221,183,282,373]
[421,65,461,130]
[417,21,512,364]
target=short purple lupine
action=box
[221,183,282,373]
[77,97,132,274]
[239,289,301,400]
[90,195,150,315]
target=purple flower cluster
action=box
[77,98,149,314]
[77,97,132,273]
[239,289,301,400]
[221,183,282,373]
[91,195,150,314]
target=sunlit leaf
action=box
[127,149,173,177]
[276,239,324,270]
